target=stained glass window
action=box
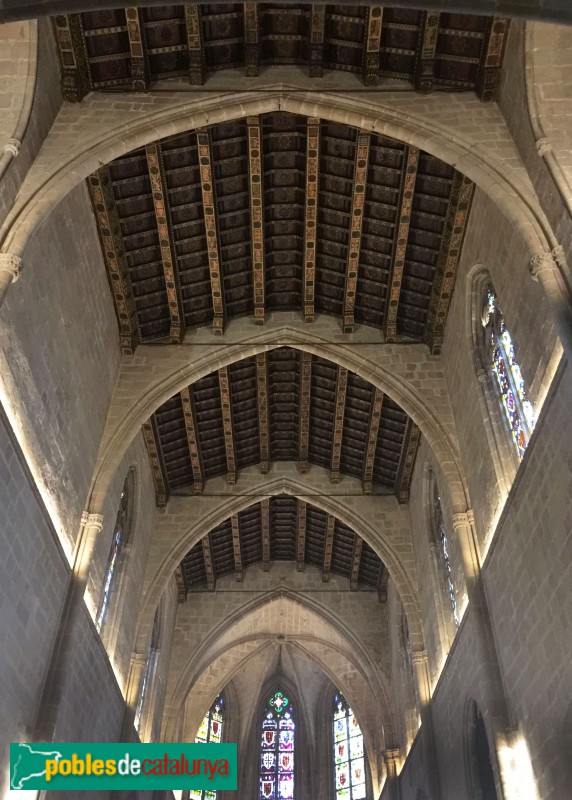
[259,691,295,800]
[482,288,535,460]
[96,476,131,632]
[434,485,459,627]
[189,695,225,800]
[333,693,366,800]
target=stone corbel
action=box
[535,137,552,158]
[529,247,567,283]
[4,138,21,158]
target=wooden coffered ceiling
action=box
[175,497,388,597]
[142,347,421,505]
[88,111,475,354]
[53,5,509,100]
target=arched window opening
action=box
[333,692,366,800]
[190,695,225,800]
[433,482,459,627]
[466,701,498,800]
[259,690,295,800]
[481,287,535,460]
[96,471,133,633]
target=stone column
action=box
[33,511,105,741]
[411,650,442,800]
[451,511,512,743]
[0,253,22,307]
[381,747,402,800]
[529,248,572,362]
[121,651,148,740]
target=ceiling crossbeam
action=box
[174,564,187,603]
[415,12,440,92]
[350,536,364,590]
[330,366,349,484]
[125,8,149,90]
[322,514,335,582]
[362,7,384,86]
[261,498,270,571]
[247,116,266,325]
[196,129,225,334]
[180,386,204,494]
[296,500,307,572]
[303,118,320,323]
[477,17,510,101]
[145,142,185,343]
[343,132,370,333]
[377,566,389,603]
[52,14,90,102]
[218,367,237,485]
[309,6,326,77]
[202,534,215,591]
[142,420,168,507]
[425,174,474,354]
[299,351,312,474]
[231,515,243,582]
[244,3,260,77]
[87,168,138,355]
[394,419,422,504]
[184,5,205,85]
[256,353,270,473]
[363,387,384,494]
[384,145,420,343]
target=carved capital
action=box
[83,512,104,532]
[4,137,21,158]
[476,367,490,386]
[452,511,472,532]
[535,137,552,157]
[411,649,428,666]
[0,253,22,283]
[529,251,556,282]
[552,245,567,269]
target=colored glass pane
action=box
[483,289,535,460]
[96,482,130,632]
[333,693,367,800]
[259,694,295,800]
[193,695,224,800]
[434,487,459,626]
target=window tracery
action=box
[190,695,225,800]
[481,287,535,460]
[433,483,459,627]
[259,691,295,800]
[333,692,366,800]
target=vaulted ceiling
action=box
[54,5,509,100]
[88,111,475,354]
[143,347,420,504]
[176,496,387,597]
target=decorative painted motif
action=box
[259,694,295,800]
[190,695,224,800]
[483,288,535,460]
[333,693,366,800]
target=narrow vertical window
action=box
[433,484,459,627]
[333,692,366,800]
[190,695,225,800]
[259,691,295,800]
[96,473,132,632]
[482,288,535,460]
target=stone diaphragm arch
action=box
[162,588,393,785]
[135,467,425,654]
[89,318,469,519]
[0,88,555,263]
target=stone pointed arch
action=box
[136,465,424,652]
[162,588,391,792]
[1,87,555,264]
[88,317,469,518]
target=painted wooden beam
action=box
[394,418,422,504]
[256,353,270,473]
[299,351,312,474]
[476,17,511,101]
[244,3,260,77]
[415,12,440,93]
[330,366,348,483]
[145,142,185,343]
[231,514,243,582]
[125,8,148,90]
[142,420,168,507]
[343,132,370,333]
[184,5,205,85]
[350,535,363,590]
[322,514,335,582]
[247,116,266,325]
[363,387,384,494]
[303,118,320,322]
[309,6,326,77]
[261,498,270,571]
[296,500,306,572]
[218,367,237,484]
[362,6,383,86]
[202,534,215,591]
[180,386,204,494]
